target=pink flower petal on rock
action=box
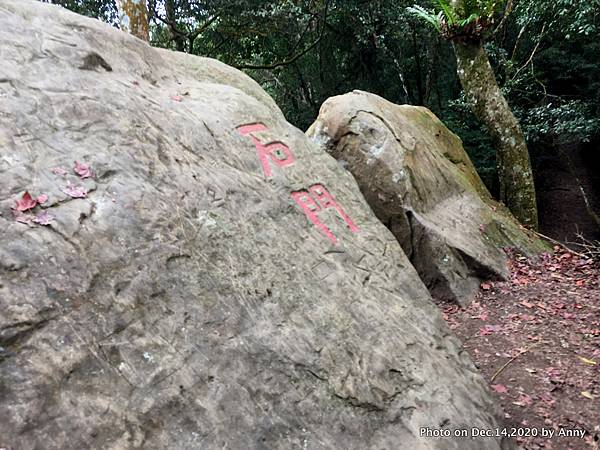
[15,213,35,224]
[33,211,54,226]
[51,167,67,175]
[14,191,38,211]
[74,161,93,179]
[62,182,87,198]
[37,194,48,204]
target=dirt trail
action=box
[443,248,600,449]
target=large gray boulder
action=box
[307,91,546,305]
[0,2,511,449]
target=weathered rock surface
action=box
[1,2,512,449]
[307,91,546,305]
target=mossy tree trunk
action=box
[116,0,149,42]
[453,41,539,229]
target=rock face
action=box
[0,2,511,449]
[307,91,545,305]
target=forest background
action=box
[42,0,600,238]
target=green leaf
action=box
[436,0,458,24]
[407,5,442,31]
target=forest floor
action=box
[442,247,600,450]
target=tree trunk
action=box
[453,40,538,229]
[165,0,186,51]
[116,0,149,42]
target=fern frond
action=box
[459,13,479,27]
[436,0,458,25]
[407,5,442,31]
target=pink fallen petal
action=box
[517,393,533,406]
[539,392,555,405]
[33,211,54,226]
[37,194,48,204]
[14,191,38,211]
[15,213,35,224]
[51,167,67,175]
[62,182,87,198]
[472,311,489,321]
[491,384,509,394]
[73,160,93,179]
[171,95,183,102]
[479,324,503,336]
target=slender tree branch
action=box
[235,35,324,70]
[493,0,514,37]
[188,15,219,41]
[152,0,218,52]
[511,24,527,60]
[490,342,539,383]
[235,0,329,70]
[511,22,546,82]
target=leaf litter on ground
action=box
[440,247,599,449]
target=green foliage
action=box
[496,2,600,147]
[406,5,442,32]
[408,0,505,40]
[518,101,600,145]
[437,0,457,24]
[37,0,600,182]
[444,96,498,192]
[515,0,600,39]
[41,0,118,24]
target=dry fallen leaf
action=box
[513,393,533,407]
[51,167,67,175]
[480,324,503,336]
[14,191,38,211]
[491,384,509,394]
[578,357,597,366]
[62,182,87,198]
[33,212,54,226]
[581,391,595,400]
[74,160,93,179]
[14,213,35,224]
[472,311,489,321]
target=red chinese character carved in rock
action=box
[236,123,295,177]
[292,184,359,244]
